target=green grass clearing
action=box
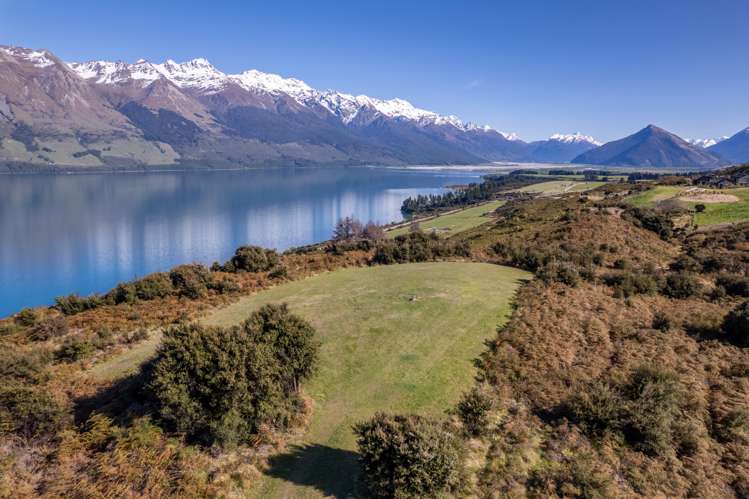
[205,262,529,498]
[625,186,749,226]
[690,188,749,226]
[387,200,505,238]
[514,180,605,195]
[625,185,685,207]
[87,330,163,382]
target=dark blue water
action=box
[0,166,489,316]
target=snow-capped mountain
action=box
[524,133,601,163]
[548,133,602,146]
[67,56,489,132]
[687,136,728,149]
[0,45,602,169]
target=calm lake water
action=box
[0,166,491,316]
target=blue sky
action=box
[2,0,747,142]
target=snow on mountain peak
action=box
[686,136,729,148]
[549,132,601,145]
[1,46,56,68]
[65,54,504,133]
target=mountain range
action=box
[0,45,746,170]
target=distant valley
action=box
[0,45,747,171]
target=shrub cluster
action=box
[54,263,236,315]
[662,271,702,299]
[148,303,318,446]
[564,366,694,456]
[0,384,69,440]
[371,232,470,265]
[536,261,581,287]
[602,271,659,298]
[623,207,675,240]
[212,245,284,275]
[353,413,465,498]
[716,274,749,297]
[455,387,493,436]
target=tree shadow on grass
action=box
[264,443,361,498]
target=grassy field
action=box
[625,186,749,226]
[514,180,605,195]
[625,185,685,207]
[205,262,529,498]
[387,200,505,238]
[692,188,749,226]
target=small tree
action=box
[662,272,702,299]
[694,204,706,213]
[228,245,280,273]
[169,264,213,299]
[456,387,493,436]
[333,216,363,241]
[353,413,464,498]
[149,304,318,446]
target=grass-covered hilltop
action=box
[2,166,749,498]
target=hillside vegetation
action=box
[1,168,749,497]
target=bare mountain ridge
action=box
[572,125,727,168]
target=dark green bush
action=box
[716,274,749,297]
[353,413,465,498]
[149,303,318,446]
[225,245,281,273]
[0,348,51,383]
[0,384,69,439]
[56,338,95,362]
[652,311,672,332]
[613,258,630,270]
[603,271,659,298]
[669,254,702,272]
[372,232,470,265]
[624,207,674,240]
[624,366,685,456]
[564,366,688,457]
[456,387,493,436]
[662,272,702,299]
[55,293,102,315]
[169,264,214,299]
[536,261,580,287]
[134,272,175,300]
[111,283,137,305]
[723,300,749,347]
[527,452,613,499]
[564,380,625,436]
[212,276,241,294]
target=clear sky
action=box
[2,0,747,142]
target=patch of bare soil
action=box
[678,193,739,203]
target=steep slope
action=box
[527,133,600,163]
[0,47,178,167]
[572,125,726,168]
[708,127,749,163]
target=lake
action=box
[0,166,492,317]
